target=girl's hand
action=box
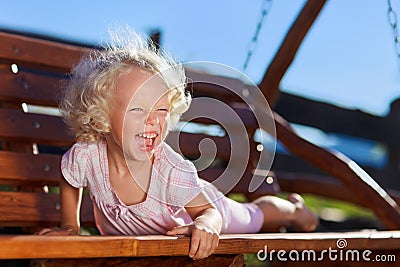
[35,225,78,236]
[167,221,219,260]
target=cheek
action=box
[123,116,144,134]
[159,117,170,138]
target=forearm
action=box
[59,178,83,233]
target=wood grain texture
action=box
[0,151,61,185]
[32,254,244,267]
[277,171,400,208]
[0,31,88,73]
[0,231,398,259]
[273,112,400,229]
[0,68,62,107]
[0,108,74,146]
[0,192,94,227]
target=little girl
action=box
[39,31,318,260]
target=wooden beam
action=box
[274,92,400,146]
[0,68,63,107]
[0,151,61,186]
[272,112,400,229]
[0,192,94,227]
[259,0,327,106]
[0,31,88,73]
[0,231,399,259]
[32,254,244,267]
[275,171,400,208]
[0,108,74,146]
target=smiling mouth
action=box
[135,132,158,151]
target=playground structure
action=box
[0,0,400,266]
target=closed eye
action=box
[155,108,169,117]
[130,108,143,112]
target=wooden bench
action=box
[1,28,400,266]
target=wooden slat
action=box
[0,151,61,186]
[0,31,88,73]
[166,131,231,160]
[186,69,244,103]
[274,92,400,146]
[33,254,244,267]
[0,68,62,107]
[181,99,258,129]
[0,231,398,259]
[272,112,400,229]
[199,167,280,198]
[0,108,74,146]
[276,171,365,206]
[0,192,94,227]
[276,171,400,208]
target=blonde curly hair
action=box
[60,31,191,142]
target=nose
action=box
[145,110,159,125]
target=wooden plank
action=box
[0,151,61,186]
[276,171,366,206]
[198,166,280,198]
[0,68,62,107]
[276,171,400,208]
[0,108,74,146]
[32,254,244,267]
[181,99,258,128]
[274,92,400,146]
[0,231,399,259]
[272,112,400,229]
[166,131,231,161]
[0,31,88,73]
[186,69,245,103]
[0,192,94,227]
[259,0,327,106]
[273,154,400,191]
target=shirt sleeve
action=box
[166,159,202,210]
[61,142,88,188]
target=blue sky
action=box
[1,0,399,116]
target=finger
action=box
[192,230,209,260]
[203,233,215,258]
[189,232,200,258]
[166,226,190,236]
[210,234,219,255]
[45,229,74,236]
[35,228,52,235]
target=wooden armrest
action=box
[0,231,399,259]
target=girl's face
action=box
[109,67,170,162]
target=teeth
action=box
[138,133,157,139]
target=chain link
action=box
[387,0,400,68]
[242,0,272,72]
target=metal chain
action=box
[387,0,400,68]
[242,0,272,73]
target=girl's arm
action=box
[37,178,83,235]
[167,192,222,260]
[60,177,83,234]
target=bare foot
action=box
[287,193,318,232]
